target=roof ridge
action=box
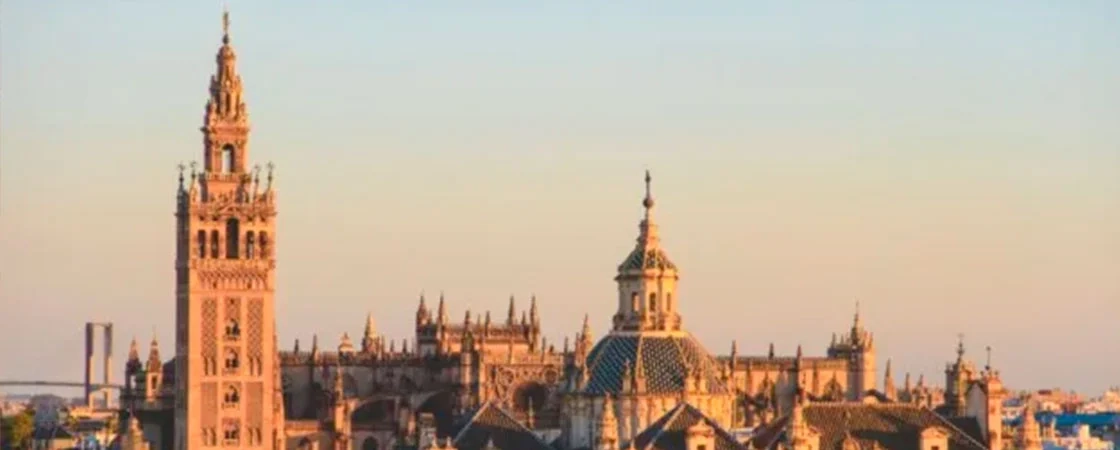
[452,399,496,443]
[921,405,991,450]
[644,402,689,449]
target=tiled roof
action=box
[450,401,553,450]
[32,426,74,440]
[629,403,749,450]
[749,403,989,450]
[582,333,729,395]
[618,247,677,272]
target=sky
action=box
[1,1,1118,397]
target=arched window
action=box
[666,293,673,311]
[210,230,220,259]
[221,145,235,174]
[224,385,240,407]
[197,230,207,259]
[225,349,239,370]
[223,421,239,443]
[225,319,240,339]
[258,232,270,259]
[649,293,657,312]
[245,231,255,259]
[225,219,240,259]
[630,292,639,312]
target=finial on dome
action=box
[642,169,654,211]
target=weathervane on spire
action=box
[956,333,966,359]
[222,5,231,44]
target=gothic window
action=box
[225,219,240,259]
[259,232,270,259]
[221,145,235,174]
[223,385,240,407]
[225,319,240,339]
[224,348,240,371]
[210,230,220,259]
[197,230,207,259]
[649,293,657,312]
[245,231,255,259]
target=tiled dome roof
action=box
[581,332,729,395]
[617,246,677,272]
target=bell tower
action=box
[174,10,281,450]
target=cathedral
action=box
[119,12,1042,450]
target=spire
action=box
[128,337,140,362]
[529,294,539,325]
[221,6,231,44]
[362,313,377,353]
[507,295,516,325]
[956,333,966,362]
[768,342,775,359]
[146,332,162,372]
[438,292,448,324]
[884,359,897,401]
[903,372,912,394]
[637,170,659,249]
[202,7,250,174]
[416,292,430,326]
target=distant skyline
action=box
[1,1,1118,395]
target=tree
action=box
[1,410,35,450]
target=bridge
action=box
[0,322,120,409]
[0,381,123,390]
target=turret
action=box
[125,338,142,390]
[1017,402,1043,450]
[612,171,682,332]
[145,334,163,400]
[596,396,619,450]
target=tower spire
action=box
[202,7,250,175]
[222,6,230,44]
[638,170,659,248]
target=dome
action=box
[581,332,729,395]
[617,246,677,273]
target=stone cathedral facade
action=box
[118,12,1020,450]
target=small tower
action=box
[612,171,682,332]
[944,335,976,417]
[145,334,163,401]
[596,396,620,450]
[1017,402,1043,450]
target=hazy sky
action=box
[1,1,1118,397]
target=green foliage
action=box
[1,409,35,450]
